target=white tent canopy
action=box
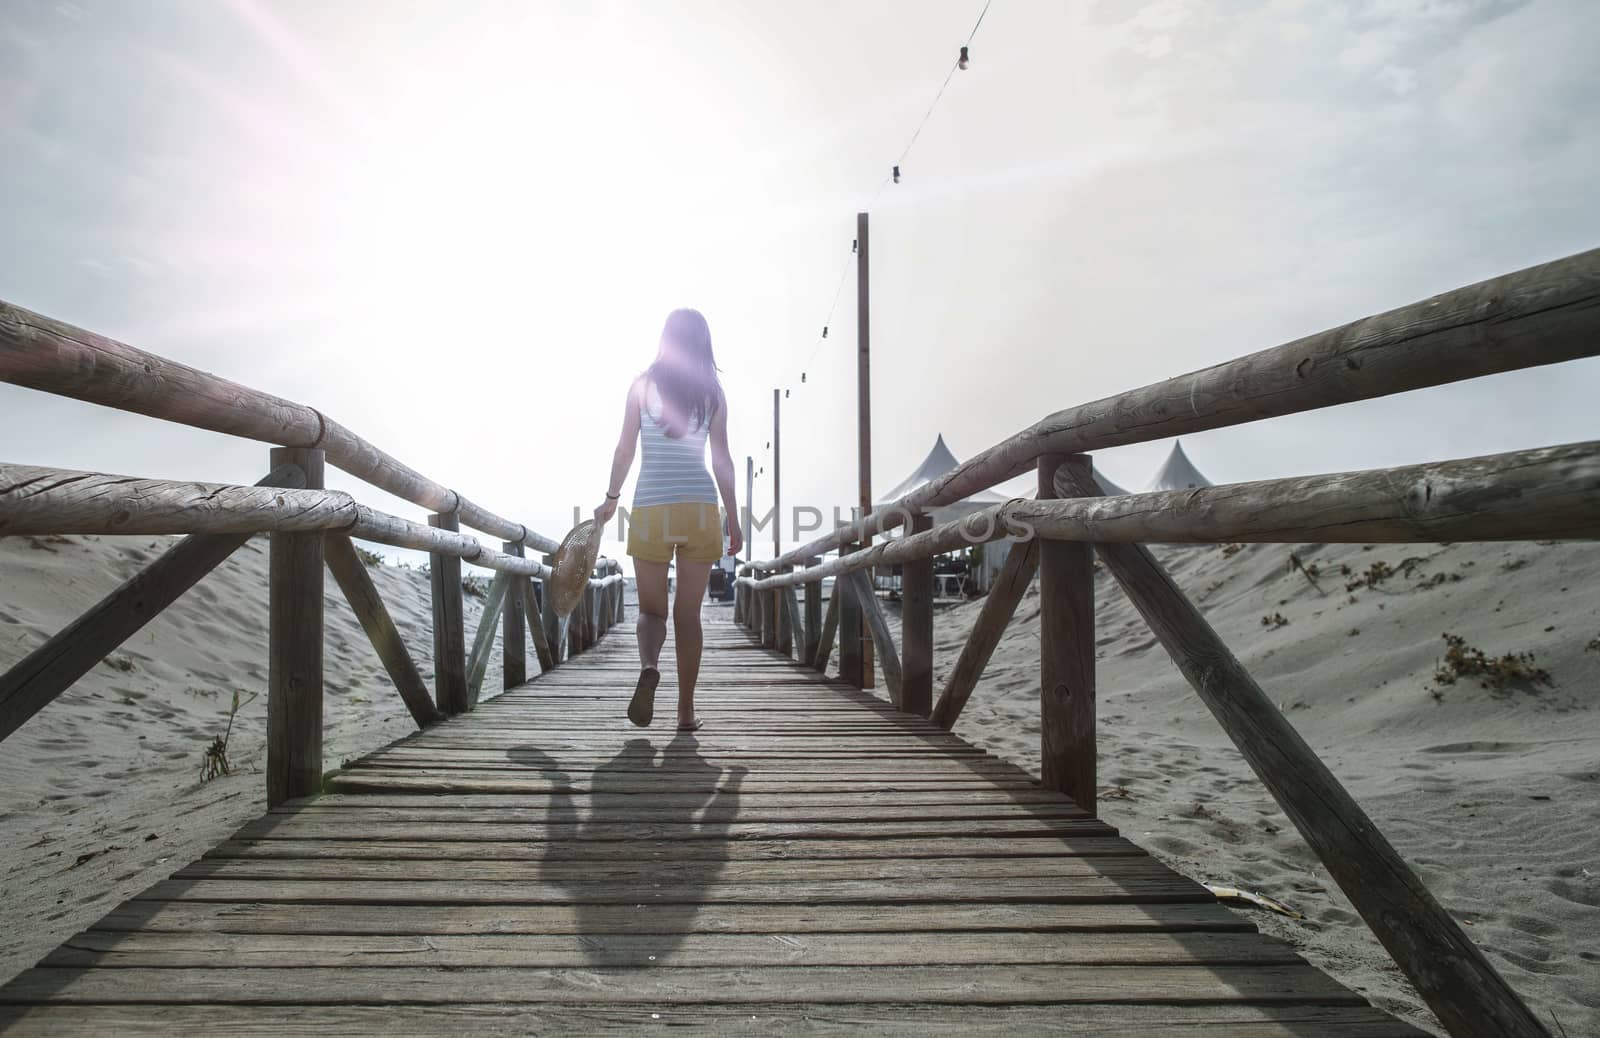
[1144,439,1214,492]
[875,434,1010,524]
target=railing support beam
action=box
[900,513,934,717]
[429,511,469,715]
[502,541,527,689]
[1038,454,1096,812]
[267,447,325,807]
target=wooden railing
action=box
[0,300,626,805]
[733,246,1600,1038]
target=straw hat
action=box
[548,519,603,617]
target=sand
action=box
[856,539,1600,1036]
[3,534,1596,1035]
[0,532,502,984]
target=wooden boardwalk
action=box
[0,613,1422,1035]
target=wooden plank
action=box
[0,964,1367,1006]
[838,547,863,686]
[87,899,1256,936]
[429,512,469,714]
[932,536,1038,729]
[0,1003,1428,1037]
[267,447,324,808]
[783,583,802,661]
[1053,465,1548,1038]
[324,533,441,729]
[42,930,1299,969]
[205,836,1145,861]
[226,818,1120,843]
[1038,454,1095,812]
[540,555,564,665]
[0,463,305,744]
[465,573,509,706]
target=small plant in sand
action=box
[1433,634,1551,693]
[1220,543,1244,558]
[1585,634,1600,654]
[200,690,257,782]
[1345,560,1394,591]
[1261,612,1289,629]
[355,546,384,567]
[462,575,488,600]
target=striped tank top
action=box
[633,380,718,509]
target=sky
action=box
[3,0,1598,569]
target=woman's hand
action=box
[724,511,743,557]
[594,496,618,525]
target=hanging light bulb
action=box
[822,326,829,338]
[785,389,790,398]
[852,239,858,254]
[959,45,970,70]
[892,165,901,184]
[765,441,770,450]
[801,372,807,383]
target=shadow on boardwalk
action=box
[507,735,745,966]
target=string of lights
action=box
[752,0,997,480]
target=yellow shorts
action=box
[627,502,724,564]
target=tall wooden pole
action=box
[773,388,781,561]
[1038,454,1096,812]
[744,455,754,562]
[856,211,875,688]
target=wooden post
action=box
[838,545,864,688]
[324,534,442,729]
[856,211,875,691]
[268,447,324,807]
[501,542,527,688]
[522,578,556,672]
[0,463,306,745]
[760,574,776,649]
[428,511,469,715]
[776,565,793,656]
[813,578,840,673]
[1038,454,1095,812]
[1051,469,1549,1038]
[802,563,821,666]
[733,574,746,626]
[932,537,1040,730]
[539,555,563,665]
[901,513,934,717]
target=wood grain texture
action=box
[1038,455,1096,812]
[843,570,901,707]
[1054,465,1548,1038]
[763,246,1600,569]
[0,298,565,552]
[524,578,556,672]
[0,613,1417,1035]
[748,439,1600,592]
[267,448,325,808]
[900,513,934,717]
[0,464,305,744]
[501,542,527,689]
[429,512,468,715]
[465,573,509,706]
[813,580,840,672]
[324,534,442,729]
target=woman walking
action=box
[594,309,742,731]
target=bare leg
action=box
[633,560,670,670]
[672,560,714,727]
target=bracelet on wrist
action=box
[605,491,620,500]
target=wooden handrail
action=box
[0,300,563,554]
[738,438,1600,589]
[0,462,637,586]
[761,246,1600,570]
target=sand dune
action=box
[860,539,1599,1036]
[0,532,503,984]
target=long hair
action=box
[647,308,721,434]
